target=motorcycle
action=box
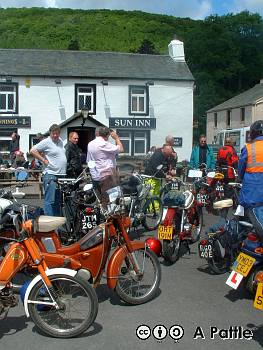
[225,212,263,309]
[158,177,203,264]
[121,169,163,231]
[188,165,230,215]
[0,213,98,338]
[198,203,252,274]
[1,184,161,305]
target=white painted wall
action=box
[7,76,193,162]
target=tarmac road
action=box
[1,203,262,350]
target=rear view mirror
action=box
[157,165,163,170]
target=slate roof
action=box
[59,112,105,129]
[0,48,194,81]
[207,83,263,112]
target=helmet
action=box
[183,190,194,209]
[145,237,162,257]
[250,120,263,140]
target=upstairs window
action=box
[214,113,217,127]
[226,110,231,127]
[75,84,96,114]
[129,85,149,116]
[0,83,18,114]
[240,107,245,122]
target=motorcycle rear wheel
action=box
[245,266,263,295]
[162,233,181,264]
[143,196,163,231]
[115,248,161,305]
[28,274,98,338]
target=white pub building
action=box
[0,38,194,161]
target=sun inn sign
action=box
[109,118,156,129]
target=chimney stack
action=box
[168,35,185,62]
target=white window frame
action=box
[75,84,96,114]
[0,83,18,114]
[118,131,131,156]
[129,85,149,116]
[134,132,147,155]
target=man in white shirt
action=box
[30,124,67,216]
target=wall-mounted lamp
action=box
[146,81,154,86]
[81,106,90,127]
[6,76,12,83]
[101,80,108,86]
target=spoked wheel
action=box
[188,207,203,244]
[27,275,98,338]
[115,248,161,305]
[143,196,163,231]
[162,233,181,264]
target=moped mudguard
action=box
[107,240,145,289]
[23,267,77,317]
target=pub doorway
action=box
[67,126,95,161]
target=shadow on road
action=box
[224,285,252,302]
[0,315,28,339]
[247,323,263,347]
[31,321,103,338]
[95,283,162,307]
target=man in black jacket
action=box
[65,131,83,177]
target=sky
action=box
[0,0,262,20]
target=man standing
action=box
[87,127,123,205]
[65,131,83,177]
[165,135,178,172]
[189,134,215,170]
[217,137,238,180]
[9,132,20,166]
[30,124,67,216]
[239,120,263,241]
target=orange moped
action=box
[0,213,98,338]
[32,184,161,305]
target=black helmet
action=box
[250,120,263,140]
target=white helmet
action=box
[183,190,194,209]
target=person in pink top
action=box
[87,127,124,205]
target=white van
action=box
[214,127,250,154]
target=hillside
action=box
[0,7,262,136]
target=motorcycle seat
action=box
[36,215,66,232]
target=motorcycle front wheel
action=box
[162,233,181,264]
[115,248,161,305]
[189,207,203,244]
[27,274,98,338]
[143,196,163,231]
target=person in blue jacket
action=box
[238,120,263,242]
[189,135,215,170]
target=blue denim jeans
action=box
[43,173,62,216]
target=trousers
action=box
[43,173,63,216]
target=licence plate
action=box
[232,252,256,277]
[82,214,98,230]
[254,282,263,310]
[158,225,173,240]
[198,243,213,259]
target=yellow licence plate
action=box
[158,225,173,240]
[232,252,256,277]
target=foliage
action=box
[0,8,262,141]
